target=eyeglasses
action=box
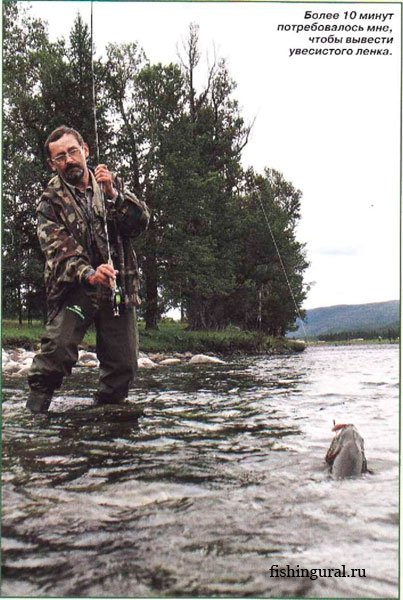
[51,147,82,165]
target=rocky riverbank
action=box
[2,347,227,378]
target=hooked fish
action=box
[325,423,368,479]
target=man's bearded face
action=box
[48,133,89,186]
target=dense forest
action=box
[2,2,309,334]
[316,327,399,342]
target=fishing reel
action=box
[107,258,122,317]
[112,284,123,317]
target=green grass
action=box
[138,320,304,354]
[2,320,47,347]
[2,319,305,355]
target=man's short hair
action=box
[44,126,84,158]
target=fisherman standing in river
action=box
[27,125,150,413]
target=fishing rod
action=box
[90,1,122,317]
[256,194,308,341]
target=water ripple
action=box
[1,344,398,597]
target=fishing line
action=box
[90,1,121,316]
[256,194,308,341]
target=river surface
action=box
[1,344,399,598]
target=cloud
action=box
[316,247,360,257]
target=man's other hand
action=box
[87,264,118,289]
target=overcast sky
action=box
[25,1,401,309]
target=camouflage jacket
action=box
[37,170,150,321]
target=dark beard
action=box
[63,165,84,185]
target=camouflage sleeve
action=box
[37,198,94,284]
[108,175,150,238]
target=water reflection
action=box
[1,345,399,598]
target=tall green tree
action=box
[171,26,251,329]
[227,168,309,335]
[2,5,109,320]
[3,1,51,320]
[102,41,147,192]
[66,13,110,157]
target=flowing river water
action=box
[1,343,399,598]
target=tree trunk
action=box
[187,294,208,330]
[17,284,22,324]
[180,284,185,322]
[143,220,159,330]
[257,286,262,330]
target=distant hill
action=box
[288,300,399,339]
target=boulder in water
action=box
[159,358,182,366]
[188,354,225,365]
[3,360,23,375]
[12,365,31,377]
[137,357,157,369]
